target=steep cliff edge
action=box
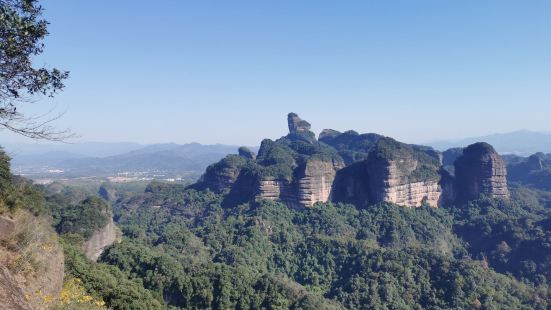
[333,137,442,208]
[83,217,120,261]
[0,211,64,309]
[201,155,249,194]
[454,142,510,202]
[201,113,344,208]
[366,138,442,207]
[196,113,510,210]
[296,158,344,206]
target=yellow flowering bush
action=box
[54,278,106,309]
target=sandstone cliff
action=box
[366,138,442,207]
[296,158,345,207]
[83,217,120,261]
[288,112,311,133]
[454,142,510,202]
[333,137,442,208]
[197,113,511,210]
[201,154,249,194]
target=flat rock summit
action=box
[197,113,510,208]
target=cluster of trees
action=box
[89,181,551,309]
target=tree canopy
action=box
[0,0,69,139]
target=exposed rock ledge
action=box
[379,180,441,208]
[84,218,120,261]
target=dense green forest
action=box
[50,180,546,309]
[2,146,551,309]
[0,171,546,309]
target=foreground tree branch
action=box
[0,0,70,140]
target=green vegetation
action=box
[448,187,551,286]
[371,137,441,182]
[319,130,382,165]
[93,181,551,309]
[62,238,163,309]
[44,187,111,239]
[239,135,343,183]
[2,137,551,309]
[0,0,69,139]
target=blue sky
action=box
[3,0,551,145]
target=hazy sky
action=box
[3,0,551,145]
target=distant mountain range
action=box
[426,130,551,155]
[5,130,551,181]
[4,142,251,181]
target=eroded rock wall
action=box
[455,142,510,202]
[296,159,344,207]
[84,218,120,261]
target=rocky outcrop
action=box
[256,178,297,206]
[84,218,120,261]
[238,146,256,160]
[253,158,344,208]
[0,215,15,237]
[197,113,512,210]
[296,159,344,207]
[454,142,510,202]
[525,153,546,171]
[98,183,117,202]
[201,155,249,194]
[288,112,311,133]
[333,138,442,208]
[0,265,29,310]
[365,138,442,207]
[318,130,382,165]
[375,180,441,207]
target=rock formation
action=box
[296,158,345,207]
[201,155,249,194]
[525,153,546,171]
[198,113,511,209]
[333,137,442,208]
[288,112,311,133]
[319,130,382,165]
[84,217,120,261]
[0,215,15,236]
[454,142,510,202]
[238,146,256,160]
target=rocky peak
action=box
[238,146,256,160]
[287,112,311,134]
[319,130,381,165]
[366,137,442,207]
[454,142,510,202]
[526,153,546,171]
[332,137,442,208]
[319,129,341,140]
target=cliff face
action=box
[201,155,248,194]
[256,178,297,206]
[253,159,344,208]
[367,140,441,207]
[198,113,511,210]
[83,217,120,261]
[454,142,510,202]
[296,159,344,207]
[332,138,442,208]
[288,112,311,133]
